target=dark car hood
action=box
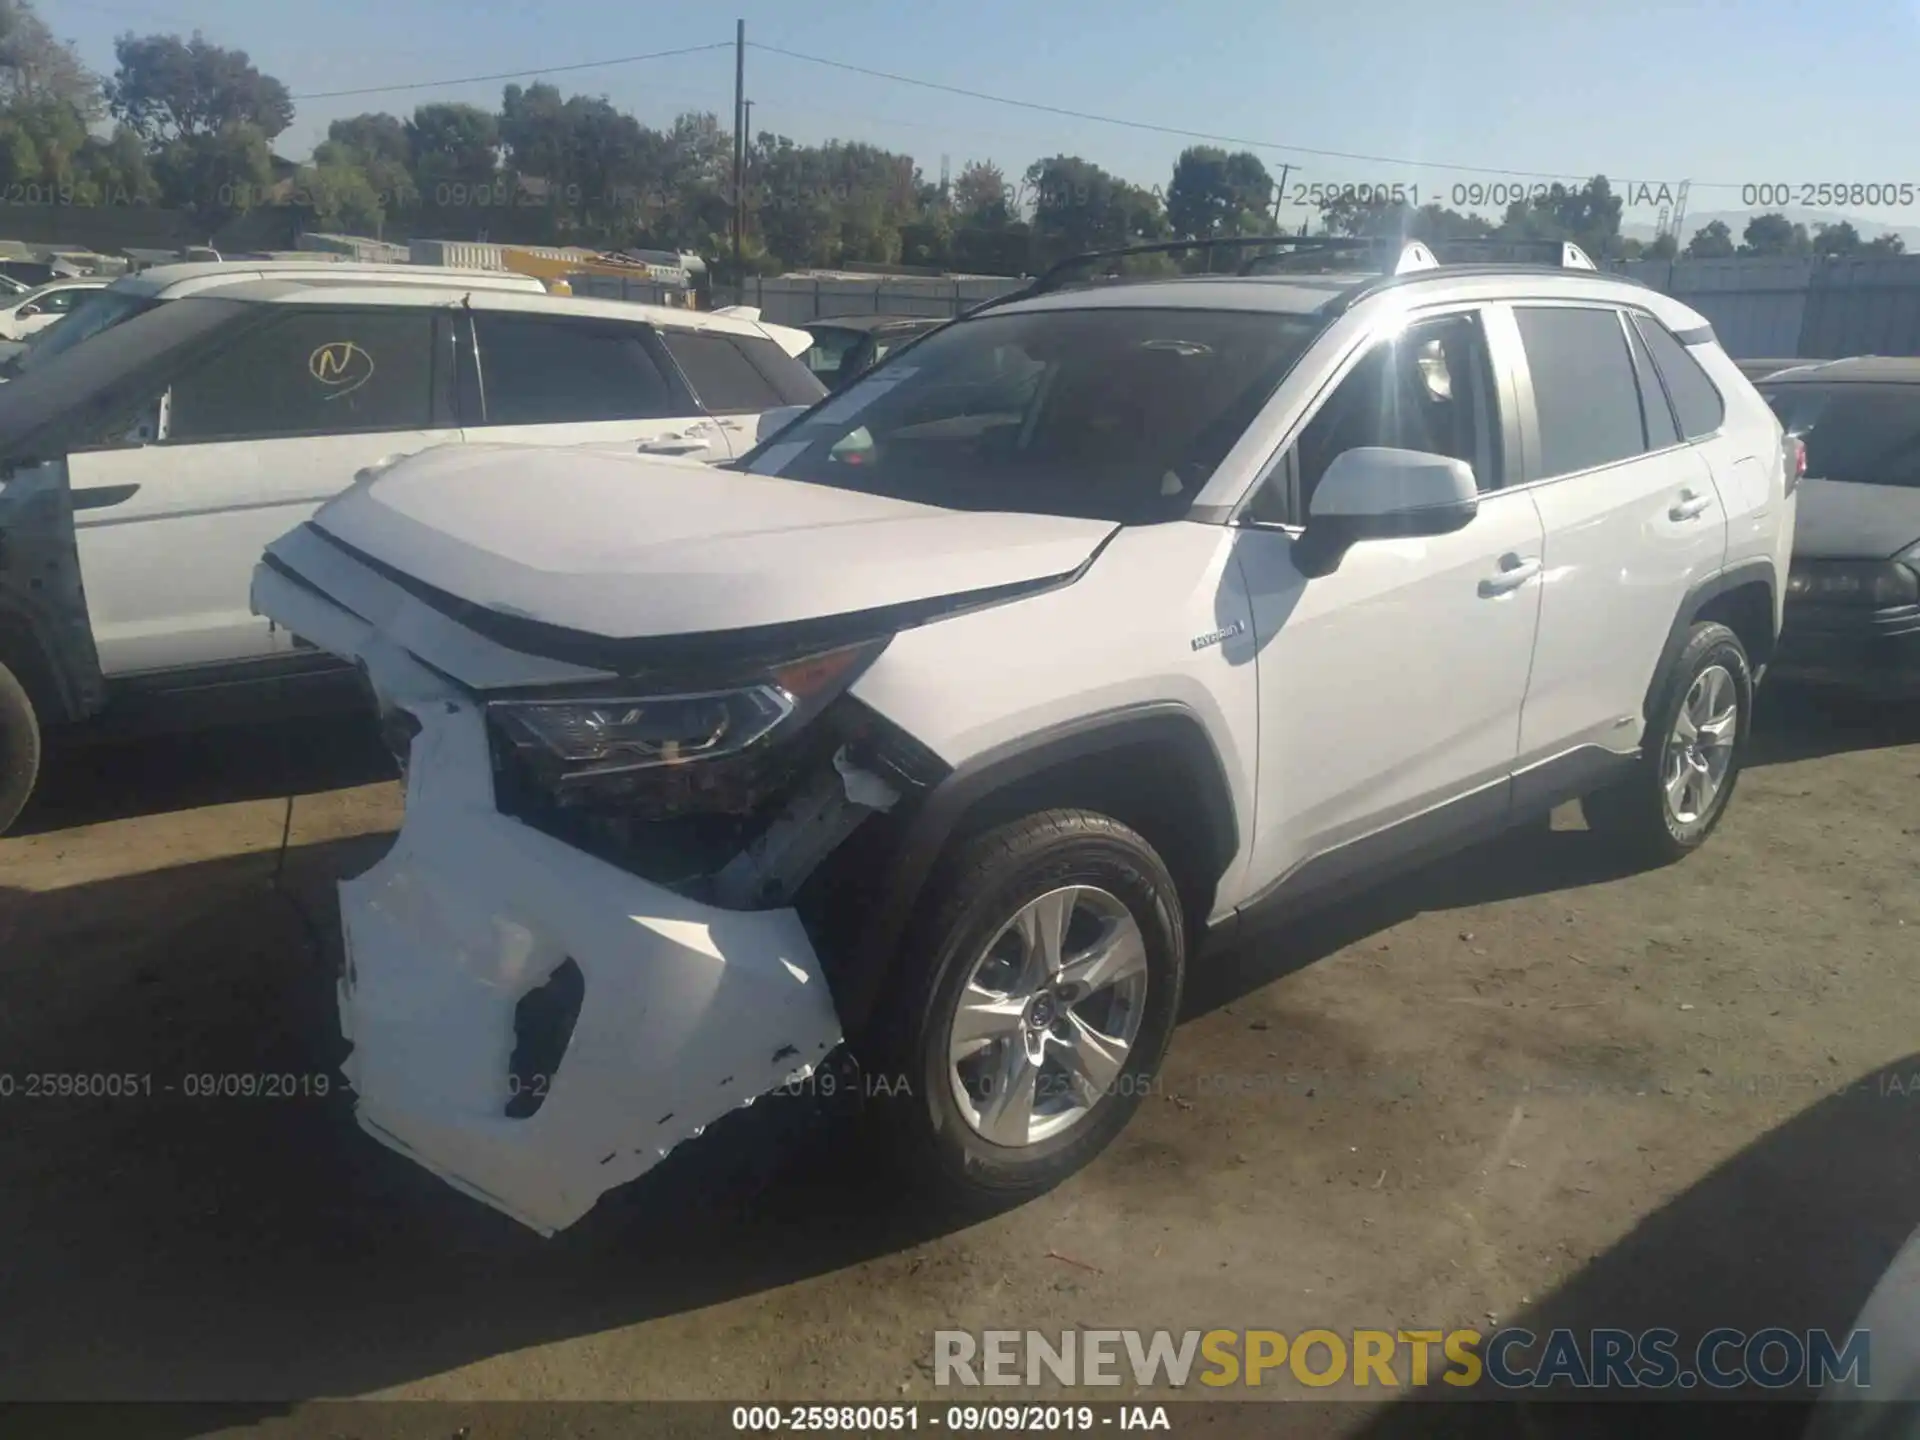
[1792,478,1920,561]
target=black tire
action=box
[871,809,1186,1206]
[0,659,41,836]
[1582,620,1752,867]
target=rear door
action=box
[1506,302,1728,764]
[457,310,727,461]
[67,305,461,674]
[653,325,829,456]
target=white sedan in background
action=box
[0,278,108,341]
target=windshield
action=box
[741,306,1325,523]
[1760,382,1920,488]
[4,290,159,379]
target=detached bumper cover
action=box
[252,557,843,1236]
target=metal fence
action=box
[1613,254,1920,359]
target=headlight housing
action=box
[1786,560,1920,607]
[486,638,887,806]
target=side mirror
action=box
[16,303,39,318]
[1293,446,1479,577]
[755,404,809,442]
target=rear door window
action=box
[466,312,678,425]
[1634,315,1726,439]
[1759,383,1920,488]
[167,307,438,442]
[1515,305,1652,478]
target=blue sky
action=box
[40,0,1920,233]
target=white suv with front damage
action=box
[252,238,1796,1236]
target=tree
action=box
[1682,219,1735,259]
[0,0,99,112]
[1495,175,1623,258]
[107,31,292,143]
[1643,231,1678,261]
[410,100,500,207]
[1739,212,1809,257]
[1164,145,1271,239]
[1025,154,1167,262]
[1811,220,1862,258]
[1320,195,1492,243]
[1864,232,1906,255]
[952,159,1010,227]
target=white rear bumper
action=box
[252,558,843,1236]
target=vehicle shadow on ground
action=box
[15,712,396,836]
[0,686,1911,1429]
[1345,1049,1920,1439]
[1747,684,1920,769]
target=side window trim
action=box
[635,322,704,416]
[1234,302,1512,530]
[1630,311,1727,441]
[1619,309,1684,453]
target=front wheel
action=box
[1583,620,1751,866]
[877,809,1186,1205]
[0,659,41,835]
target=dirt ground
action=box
[1,686,1917,1436]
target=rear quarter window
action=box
[661,328,823,413]
[1633,315,1726,439]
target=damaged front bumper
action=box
[252,559,845,1236]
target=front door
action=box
[71,306,462,675]
[1233,307,1546,904]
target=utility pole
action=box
[732,19,746,281]
[1272,163,1293,228]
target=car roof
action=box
[15,277,109,297]
[1758,356,1920,384]
[970,266,1718,340]
[195,280,778,338]
[110,260,547,299]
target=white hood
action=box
[299,443,1117,643]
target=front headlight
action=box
[487,638,885,794]
[1786,560,1920,607]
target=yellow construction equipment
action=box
[495,245,699,305]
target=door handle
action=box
[1479,554,1540,597]
[72,483,141,509]
[1669,490,1712,521]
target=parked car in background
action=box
[802,313,944,389]
[0,260,550,383]
[0,278,109,341]
[0,273,29,297]
[0,259,75,289]
[249,237,1790,1236]
[1737,357,1809,382]
[0,278,827,831]
[1758,357,1920,695]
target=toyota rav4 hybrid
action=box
[247,238,1795,1236]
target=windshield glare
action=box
[745,306,1325,523]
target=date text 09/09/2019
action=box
[0,1073,332,1099]
[731,1406,1169,1432]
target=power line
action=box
[289,41,733,102]
[747,42,1620,183]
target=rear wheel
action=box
[0,659,41,835]
[875,809,1186,1205]
[1583,621,1750,866]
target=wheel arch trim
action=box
[837,701,1241,1034]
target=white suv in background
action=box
[251,238,1793,1236]
[0,276,825,829]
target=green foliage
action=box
[1683,219,1736,259]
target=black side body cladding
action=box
[836,702,1240,1034]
